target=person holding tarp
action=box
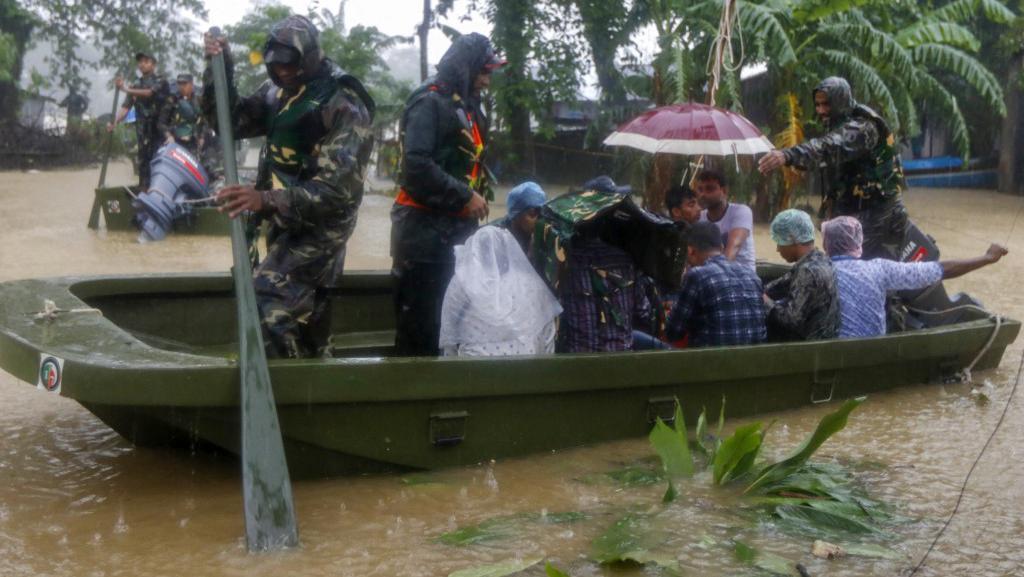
[532,176,687,352]
[108,51,169,189]
[202,15,375,359]
[759,76,908,261]
[390,33,505,356]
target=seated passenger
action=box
[493,181,546,253]
[823,216,1008,338]
[667,221,767,347]
[764,209,840,341]
[696,169,756,270]
[439,226,562,356]
[558,176,652,353]
[665,183,701,224]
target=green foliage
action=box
[447,557,542,577]
[911,43,1006,115]
[897,21,981,51]
[24,0,207,97]
[712,422,764,485]
[589,513,679,570]
[746,397,865,493]
[648,400,695,495]
[733,540,798,575]
[438,511,588,546]
[544,562,570,577]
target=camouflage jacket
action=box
[125,72,169,130]
[158,88,203,143]
[783,78,904,213]
[764,249,840,341]
[202,55,375,277]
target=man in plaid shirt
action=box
[667,221,766,347]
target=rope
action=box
[705,0,746,105]
[906,304,1003,384]
[906,345,1024,575]
[124,185,215,205]
[32,299,102,321]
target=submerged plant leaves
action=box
[590,513,678,570]
[712,422,763,485]
[544,562,571,577]
[447,557,542,577]
[649,401,694,481]
[843,543,904,559]
[746,397,866,494]
[733,540,798,576]
[438,512,587,546]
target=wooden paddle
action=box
[89,76,121,229]
[209,31,299,552]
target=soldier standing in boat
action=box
[108,51,169,189]
[758,76,908,261]
[390,32,504,356]
[158,73,203,156]
[203,15,376,359]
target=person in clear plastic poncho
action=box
[440,227,563,357]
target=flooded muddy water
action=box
[1,162,1023,576]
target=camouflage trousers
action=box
[253,233,347,359]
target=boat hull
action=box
[2,273,1018,478]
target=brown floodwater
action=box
[1,162,1023,576]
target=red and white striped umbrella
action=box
[603,102,774,156]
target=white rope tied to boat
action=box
[33,299,102,322]
[907,303,1003,384]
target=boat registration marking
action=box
[37,354,64,394]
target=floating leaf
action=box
[773,504,887,537]
[603,465,664,487]
[694,407,710,456]
[733,540,798,576]
[447,557,542,577]
[400,473,444,486]
[591,514,677,569]
[713,422,764,485]
[746,398,865,494]
[438,512,587,546]
[544,562,571,577]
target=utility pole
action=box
[419,0,430,81]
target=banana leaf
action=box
[745,397,865,494]
[712,422,764,485]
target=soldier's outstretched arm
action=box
[261,87,374,229]
[782,119,879,170]
[402,96,473,213]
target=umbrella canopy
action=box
[603,102,774,156]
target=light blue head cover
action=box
[770,209,816,246]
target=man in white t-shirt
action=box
[695,169,756,270]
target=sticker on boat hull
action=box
[37,354,64,393]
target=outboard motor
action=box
[133,142,211,242]
[897,220,982,328]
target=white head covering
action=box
[440,227,562,349]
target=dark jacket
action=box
[391,33,496,263]
[783,77,904,214]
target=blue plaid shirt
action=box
[667,255,767,347]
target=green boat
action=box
[87,186,230,235]
[1,269,1018,479]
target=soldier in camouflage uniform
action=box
[391,33,504,356]
[158,73,204,156]
[759,76,909,260]
[109,51,169,189]
[203,15,376,359]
